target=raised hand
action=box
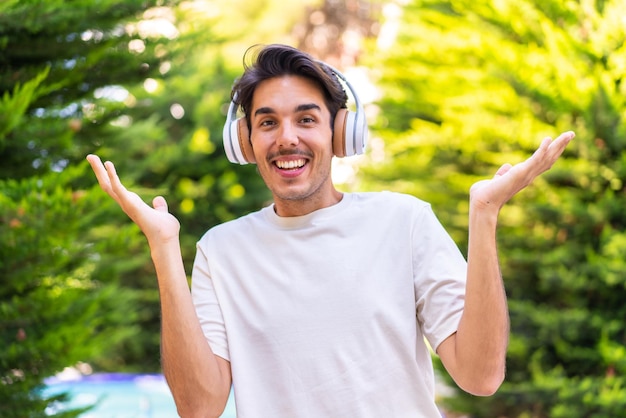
[469,131,575,214]
[86,154,180,245]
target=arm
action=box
[86,155,231,417]
[436,131,575,396]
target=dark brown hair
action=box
[232,44,348,131]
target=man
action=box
[87,44,574,417]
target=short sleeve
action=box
[412,205,467,352]
[191,237,230,361]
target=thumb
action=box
[494,163,513,177]
[152,196,168,212]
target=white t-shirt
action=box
[192,191,467,417]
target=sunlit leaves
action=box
[361,0,626,416]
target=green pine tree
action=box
[360,1,626,416]
[1,0,324,413]
[0,0,179,414]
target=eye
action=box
[300,116,315,124]
[259,119,276,127]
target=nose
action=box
[276,122,299,148]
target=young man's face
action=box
[249,75,341,216]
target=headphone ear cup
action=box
[333,108,367,157]
[333,108,348,157]
[236,117,255,163]
[223,117,255,164]
[349,108,367,156]
[223,95,255,165]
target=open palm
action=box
[86,154,180,244]
[469,131,574,213]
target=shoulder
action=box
[350,191,431,212]
[198,206,269,245]
[346,192,442,235]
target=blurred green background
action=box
[1,0,625,416]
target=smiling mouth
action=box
[275,159,306,170]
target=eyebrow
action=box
[253,103,322,117]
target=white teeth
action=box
[276,159,305,169]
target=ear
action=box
[333,108,348,158]
[237,117,255,163]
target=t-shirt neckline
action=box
[263,193,353,229]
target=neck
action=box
[273,189,343,217]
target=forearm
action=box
[439,131,572,395]
[150,239,231,417]
[442,208,509,395]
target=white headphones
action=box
[222,63,368,165]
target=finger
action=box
[540,136,552,150]
[530,131,574,168]
[494,163,512,177]
[86,154,114,194]
[545,131,575,154]
[557,130,575,142]
[86,154,105,178]
[102,160,132,198]
[153,196,168,212]
[86,153,101,167]
[551,131,575,154]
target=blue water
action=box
[43,373,237,417]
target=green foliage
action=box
[0,166,139,416]
[362,0,626,416]
[0,67,50,141]
[0,0,179,414]
[0,0,179,179]
[1,0,321,414]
